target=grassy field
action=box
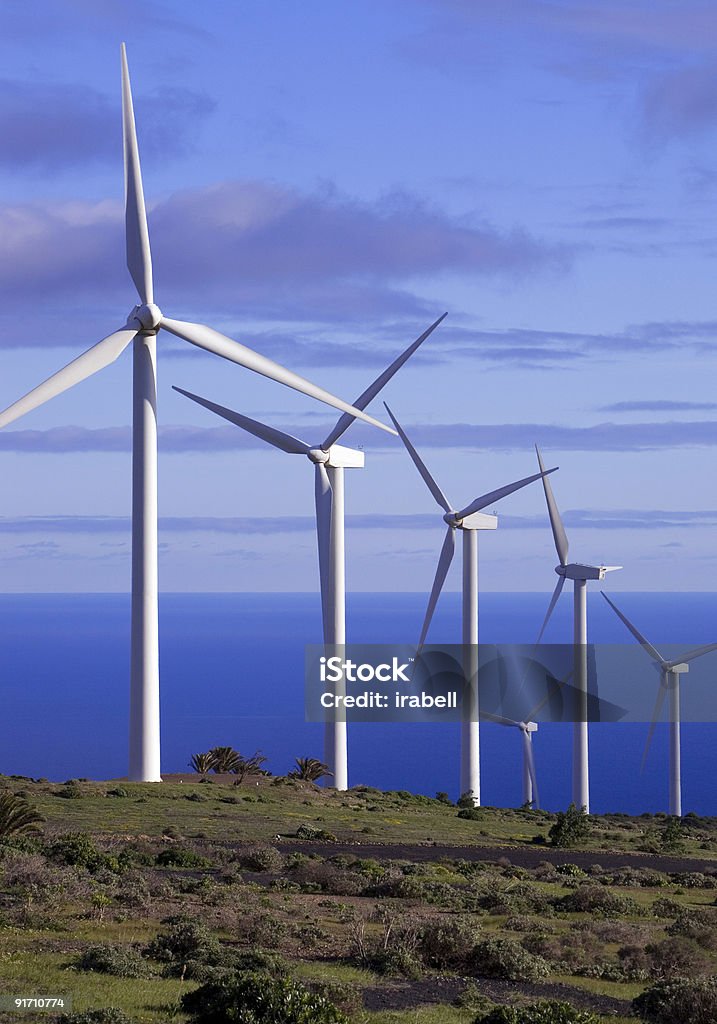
[1,773,717,1023]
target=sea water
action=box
[1,591,716,815]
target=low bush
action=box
[633,977,717,1023]
[548,804,590,848]
[234,844,283,872]
[417,915,480,968]
[471,936,550,982]
[644,936,711,979]
[182,973,348,1023]
[48,833,119,875]
[155,847,211,869]
[75,944,151,979]
[475,1002,600,1023]
[557,885,640,917]
[144,915,220,974]
[57,1013,136,1024]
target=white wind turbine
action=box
[0,44,394,784]
[602,592,717,817]
[534,446,621,812]
[482,712,539,808]
[385,405,557,805]
[174,313,446,789]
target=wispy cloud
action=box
[0,180,564,328]
[599,399,717,413]
[0,508,713,538]
[0,80,214,172]
[0,417,716,454]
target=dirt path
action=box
[362,975,630,1016]
[276,838,717,873]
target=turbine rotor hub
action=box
[128,303,162,332]
[308,448,330,465]
[443,511,460,527]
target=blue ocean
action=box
[2,592,717,816]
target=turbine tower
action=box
[174,313,446,789]
[534,446,621,812]
[602,593,717,817]
[385,405,557,805]
[0,45,393,783]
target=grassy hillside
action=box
[1,774,717,1023]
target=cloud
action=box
[0,80,214,172]
[0,180,564,327]
[1,415,716,455]
[643,64,717,141]
[599,400,717,413]
[0,508,713,538]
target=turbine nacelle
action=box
[665,662,689,674]
[313,444,365,470]
[128,303,162,332]
[556,563,622,581]
[443,510,498,530]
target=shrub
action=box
[471,936,550,982]
[644,936,711,979]
[296,824,337,841]
[75,944,151,978]
[557,885,640,917]
[418,915,480,968]
[48,833,119,874]
[0,792,44,838]
[57,1012,136,1024]
[144,915,220,974]
[633,977,717,1023]
[155,847,211,869]
[548,804,590,848]
[237,912,287,949]
[182,973,348,1023]
[475,1002,600,1023]
[234,845,283,873]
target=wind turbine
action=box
[534,446,621,812]
[173,313,446,789]
[602,593,717,817]
[0,45,394,784]
[482,712,539,807]
[384,405,557,805]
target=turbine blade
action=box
[314,462,333,642]
[601,592,664,664]
[524,730,540,809]
[322,313,447,449]
[480,710,518,727]
[0,327,137,429]
[417,526,455,650]
[456,466,558,520]
[161,317,396,435]
[172,387,312,455]
[120,43,153,305]
[641,679,668,772]
[669,642,717,667]
[535,575,566,644]
[536,444,569,566]
[383,403,452,514]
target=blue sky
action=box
[1,0,716,594]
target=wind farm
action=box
[3,6,717,1021]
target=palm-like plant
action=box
[232,752,268,783]
[289,758,333,782]
[208,746,241,774]
[0,792,45,839]
[189,752,215,775]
